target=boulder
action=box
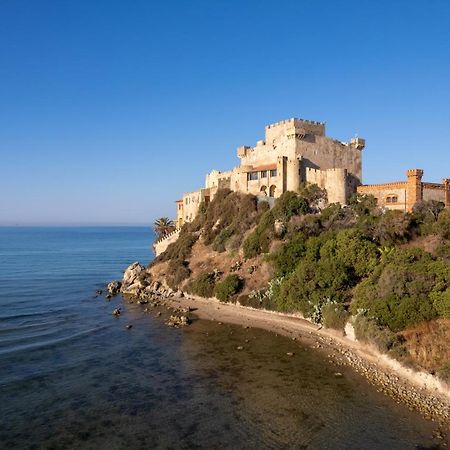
[107,281,122,296]
[122,262,146,286]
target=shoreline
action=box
[162,293,450,429]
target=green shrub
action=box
[272,191,310,222]
[237,294,262,309]
[243,210,275,258]
[435,242,450,260]
[434,209,450,240]
[348,193,378,217]
[215,274,243,302]
[268,233,307,276]
[351,248,449,331]
[322,303,349,330]
[212,227,234,252]
[430,288,450,318]
[298,182,327,210]
[372,210,412,245]
[166,259,191,290]
[353,315,402,353]
[438,361,450,383]
[156,231,198,263]
[243,191,310,259]
[186,272,216,298]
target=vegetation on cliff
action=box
[150,188,450,379]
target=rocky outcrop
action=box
[118,261,184,301]
[120,262,148,296]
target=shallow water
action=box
[0,227,446,449]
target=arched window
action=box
[260,185,267,196]
[269,185,276,197]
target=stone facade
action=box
[175,117,365,227]
[357,169,450,212]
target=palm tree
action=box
[154,217,176,239]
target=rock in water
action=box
[166,315,190,328]
[112,308,121,316]
[121,262,148,296]
[122,262,145,286]
[107,281,122,296]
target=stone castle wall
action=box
[176,117,365,224]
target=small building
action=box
[357,169,450,212]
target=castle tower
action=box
[406,169,424,212]
[286,157,301,192]
[276,156,288,197]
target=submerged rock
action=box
[107,281,122,296]
[166,315,190,328]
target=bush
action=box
[186,272,216,298]
[212,227,234,253]
[351,248,449,331]
[430,288,450,318]
[268,233,307,276]
[166,259,191,290]
[298,182,327,210]
[434,209,450,240]
[202,190,262,248]
[215,274,243,302]
[438,361,450,383]
[353,315,402,353]
[372,210,412,245]
[237,294,262,309]
[243,210,275,258]
[156,231,198,263]
[243,191,311,259]
[322,303,349,330]
[348,193,378,217]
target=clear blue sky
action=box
[1,0,449,225]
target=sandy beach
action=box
[165,293,450,429]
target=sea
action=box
[0,226,446,449]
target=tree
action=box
[298,182,327,211]
[154,217,176,239]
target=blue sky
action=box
[1,0,449,225]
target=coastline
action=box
[162,293,450,429]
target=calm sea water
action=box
[0,227,445,449]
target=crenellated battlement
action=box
[265,117,325,129]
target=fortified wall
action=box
[357,169,450,212]
[175,117,365,228]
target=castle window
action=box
[247,172,258,181]
[386,195,398,204]
[270,169,277,177]
[260,170,268,178]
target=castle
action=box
[176,118,365,228]
[154,117,449,255]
